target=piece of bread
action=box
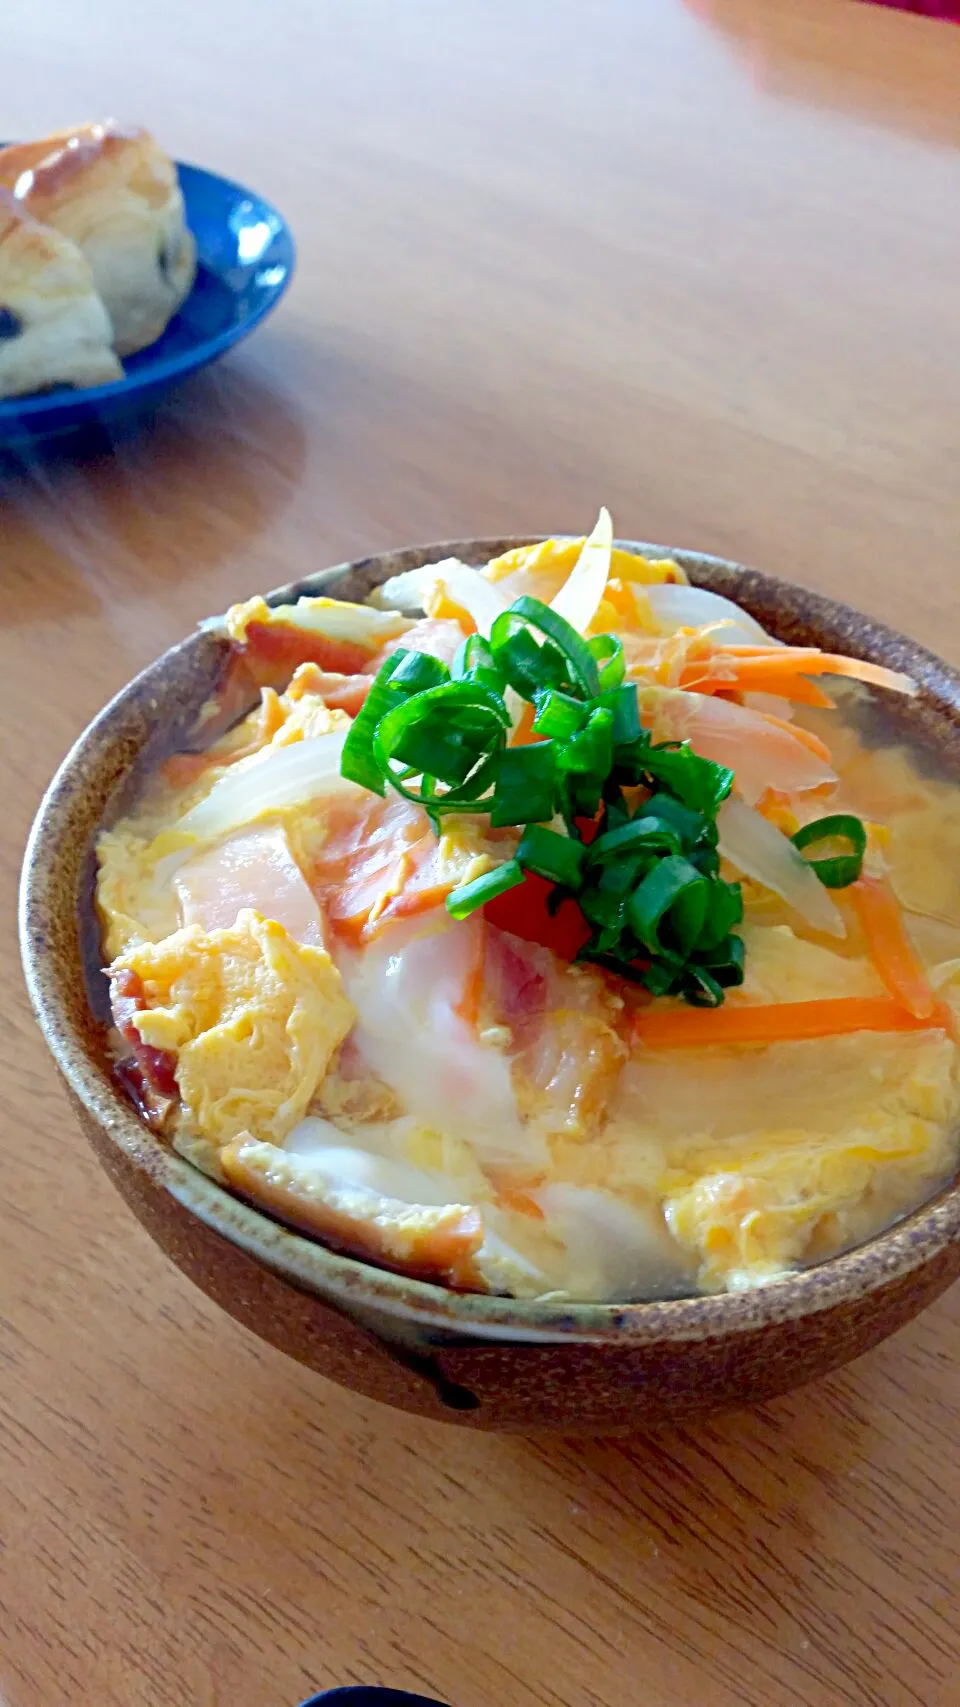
[0,190,123,400]
[0,122,196,357]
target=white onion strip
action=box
[550,506,613,635]
[718,796,845,939]
[177,729,364,842]
[643,582,775,646]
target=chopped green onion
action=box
[516,824,588,887]
[557,707,615,818]
[340,587,749,1006]
[492,622,567,699]
[791,814,866,888]
[388,650,450,695]
[532,689,588,741]
[491,596,600,699]
[589,817,683,862]
[695,880,743,950]
[697,932,746,984]
[375,682,508,778]
[446,859,524,920]
[490,743,558,827]
[579,886,627,934]
[642,956,685,998]
[451,634,506,695]
[627,856,709,956]
[588,633,625,690]
[600,683,642,745]
[640,742,735,815]
[681,966,726,1008]
[340,649,445,793]
[632,792,706,849]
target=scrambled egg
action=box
[112,910,355,1148]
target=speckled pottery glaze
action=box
[19,540,960,1432]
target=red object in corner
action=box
[862,1,959,17]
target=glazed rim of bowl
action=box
[19,537,960,1346]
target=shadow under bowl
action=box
[19,539,960,1432]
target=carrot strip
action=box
[496,1187,546,1221]
[736,670,836,709]
[455,918,486,1030]
[681,662,836,708]
[510,702,540,746]
[690,646,915,697]
[848,876,936,1020]
[633,994,953,1049]
[757,712,833,763]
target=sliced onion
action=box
[550,506,613,636]
[338,917,546,1172]
[430,558,510,638]
[534,1184,689,1301]
[718,795,845,938]
[644,687,837,805]
[177,729,364,842]
[643,582,775,646]
[284,1117,462,1204]
[368,567,433,615]
[374,559,508,639]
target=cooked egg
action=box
[111,910,355,1147]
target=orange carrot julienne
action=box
[510,701,540,746]
[455,918,486,1030]
[848,876,936,1020]
[681,663,836,709]
[633,994,953,1049]
[692,646,916,697]
[739,670,836,709]
[756,712,833,763]
[496,1187,546,1220]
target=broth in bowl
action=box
[94,514,960,1302]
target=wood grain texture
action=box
[3,1,960,1702]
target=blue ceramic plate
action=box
[0,159,295,446]
[300,1692,450,1705]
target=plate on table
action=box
[0,159,295,448]
[300,1692,451,1705]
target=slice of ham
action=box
[173,824,326,946]
[482,928,628,1142]
[366,617,467,673]
[238,620,374,688]
[109,966,179,1123]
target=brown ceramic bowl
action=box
[19,539,960,1432]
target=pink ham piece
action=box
[174,824,326,946]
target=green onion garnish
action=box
[342,594,747,1004]
[791,813,866,888]
[445,859,525,919]
[516,824,588,888]
[489,743,558,827]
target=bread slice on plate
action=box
[0,121,197,357]
[0,190,123,400]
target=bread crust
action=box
[0,188,123,398]
[0,121,196,356]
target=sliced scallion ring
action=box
[791,813,866,888]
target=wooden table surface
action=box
[4,3,960,1704]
